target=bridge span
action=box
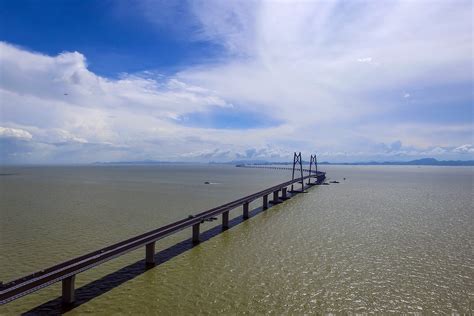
[0,152,325,306]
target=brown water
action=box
[0,165,473,314]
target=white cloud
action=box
[357,57,373,63]
[0,42,242,162]
[178,0,472,129]
[0,126,33,140]
[453,144,474,154]
[1,0,473,163]
[180,148,232,160]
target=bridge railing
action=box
[235,165,318,173]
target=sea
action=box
[0,164,472,314]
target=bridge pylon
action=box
[290,152,304,192]
[307,154,318,185]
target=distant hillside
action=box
[224,158,474,166]
[319,158,474,166]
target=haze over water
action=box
[0,165,473,314]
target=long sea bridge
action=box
[0,152,325,306]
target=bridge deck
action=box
[236,165,317,173]
[0,171,325,305]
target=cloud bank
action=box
[1,0,472,163]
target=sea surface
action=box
[0,164,473,314]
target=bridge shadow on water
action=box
[23,199,295,315]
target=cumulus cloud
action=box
[176,1,472,153]
[0,42,240,162]
[180,148,232,160]
[179,145,293,161]
[235,146,291,160]
[1,0,473,163]
[0,127,32,140]
[357,57,373,63]
[453,144,474,154]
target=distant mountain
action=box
[318,158,474,166]
[221,158,473,166]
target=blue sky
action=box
[0,0,222,76]
[0,0,472,163]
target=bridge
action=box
[0,152,325,307]
[236,165,315,172]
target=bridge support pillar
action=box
[62,275,75,305]
[243,202,249,219]
[145,242,155,266]
[282,187,287,199]
[222,211,229,229]
[263,195,268,210]
[317,175,325,185]
[272,190,280,204]
[192,223,200,244]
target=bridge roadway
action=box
[236,165,317,173]
[0,171,326,306]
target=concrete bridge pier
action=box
[62,275,75,305]
[281,187,287,200]
[316,175,325,185]
[262,195,268,210]
[192,223,200,243]
[222,211,229,229]
[271,190,280,204]
[145,242,155,266]
[243,202,249,219]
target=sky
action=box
[0,0,473,164]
